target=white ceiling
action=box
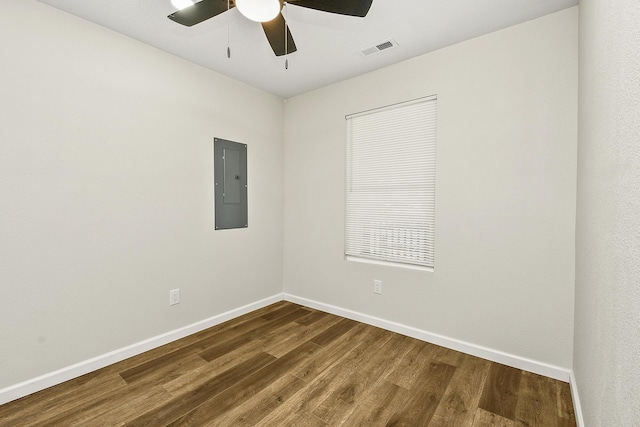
[38,0,578,98]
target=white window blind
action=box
[346,96,436,269]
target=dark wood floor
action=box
[0,301,576,426]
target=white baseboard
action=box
[569,370,585,427]
[0,293,284,406]
[284,293,572,382]
[1,292,577,412]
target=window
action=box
[345,96,436,269]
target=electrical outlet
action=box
[373,280,382,294]
[169,289,180,306]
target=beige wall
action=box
[283,8,578,369]
[0,0,284,388]
[575,0,640,425]
[0,0,585,398]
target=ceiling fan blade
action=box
[291,0,373,17]
[168,0,231,27]
[262,13,297,57]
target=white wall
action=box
[283,8,578,370]
[0,0,586,402]
[0,0,284,389]
[575,0,640,425]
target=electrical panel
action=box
[214,138,247,230]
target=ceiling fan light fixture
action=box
[171,0,194,10]
[236,0,282,22]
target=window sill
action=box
[346,256,434,272]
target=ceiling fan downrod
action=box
[227,0,231,58]
[284,2,288,69]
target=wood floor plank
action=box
[311,317,360,346]
[384,338,436,390]
[199,308,311,362]
[514,371,560,427]
[261,412,328,427]
[30,384,171,427]
[82,386,172,426]
[162,313,343,399]
[291,322,370,382]
[557,380,577,427]
[120,353,209,388]
[220,374,307,426]
[123,351,277,426]
[161,320,311,397]
[259,302,304,320]
[478,363,523,420]
[263,312,342,358]
[164,341,322,426]
[341,380,409,426]
[430,344,466,367]
[385,361,456,426]
[296,310,331,326]
[118,314,269,383]
[429,354,491,427]
[161,348,260,397]
[312,333,410,424]
[310,328,395,392]
[472,408,515,427]
[0,371,127,426]
[257,373,337,427]
[259,326,391,425]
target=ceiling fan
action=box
[168,0,374,57]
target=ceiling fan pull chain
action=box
[284,2,288,70]
[226,0,231,58]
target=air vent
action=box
[361,39,398,57]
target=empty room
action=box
[0,0,638,426]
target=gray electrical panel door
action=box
[214,138,247,230]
